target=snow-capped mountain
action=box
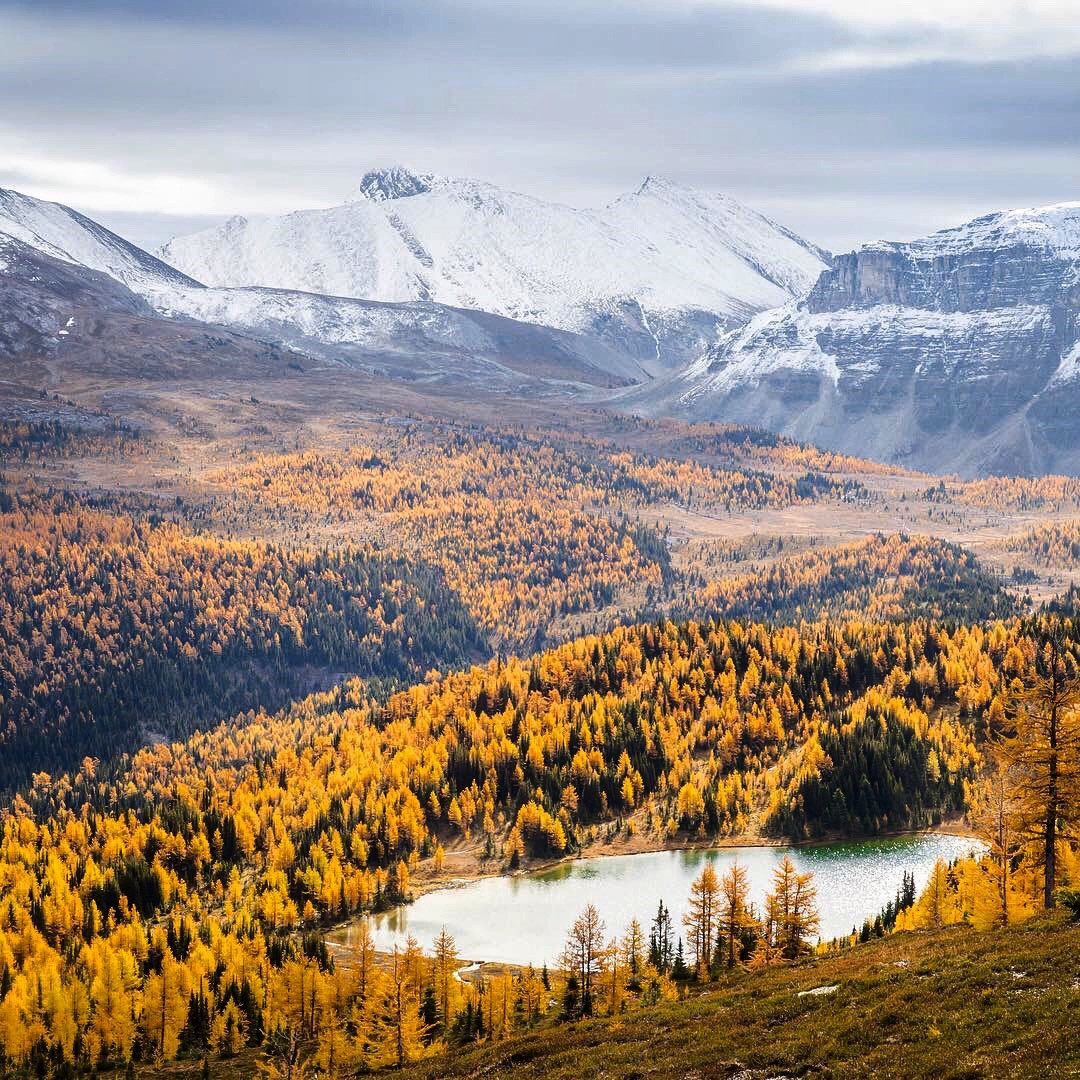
[155,286,645,389]
[158,169,830,373]
[11,178,1080,476]
[632,203,1080,476]
[0,187,198,295]
[0,185,643,393]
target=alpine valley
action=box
[2,165,1080,1080]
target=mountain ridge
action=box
[0,190,646,401]
[7,179,1080,477]
[157,170,830,373]
[0,187,199,295]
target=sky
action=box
[0,0,1078,252]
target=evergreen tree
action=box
[671,938,689,981]
[431,926,459,1030]
[420,986,439,1034]
[648,900,673,973]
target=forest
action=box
[0,600,1075,1072]
[204,425,862,650]
[0,418,1077,1075]
[0,489,485,789]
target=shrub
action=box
[1056,887,1080,920]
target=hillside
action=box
[395,917,1080,1080]
[0,491,486,789]
[101,918,1080,1079]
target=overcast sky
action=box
[1,0,1078,252]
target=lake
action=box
[329,833,983,967]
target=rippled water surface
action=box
[330,833,982,966]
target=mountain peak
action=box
[160,171,829,371]
[628,176,747,214]
[353,167,437,204]
[635,175,686,197]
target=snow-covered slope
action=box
[157,285,646,388]
[0,228,316,398]
[0,187,198,294]
[0,186,645,392]
[907,202,1080,260]
[630,203,1080,476]
[158,169,830,372]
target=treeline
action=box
[571,533,1014,650]
[3,474,998,798]
[0,418,141,462]
[0,493,485,789]
[924,475,1080,512]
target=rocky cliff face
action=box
[632,204,1080,476]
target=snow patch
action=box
[1051,340,1080,385]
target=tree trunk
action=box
[1046,685,1058,909]
[160,967,167,1058]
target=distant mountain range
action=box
[3,173,1080,475]
[0,182,651,394]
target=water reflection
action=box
[329,833,983,967]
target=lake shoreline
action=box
[404,815,978,899]
[325,821,982,958]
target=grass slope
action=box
[108,918,1080,1078]
[403,917,1080,1080]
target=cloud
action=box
[0,140,239,214]
[0,0,1076,251]
[693,0,1080,65]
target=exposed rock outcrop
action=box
[632,204,1080,476]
